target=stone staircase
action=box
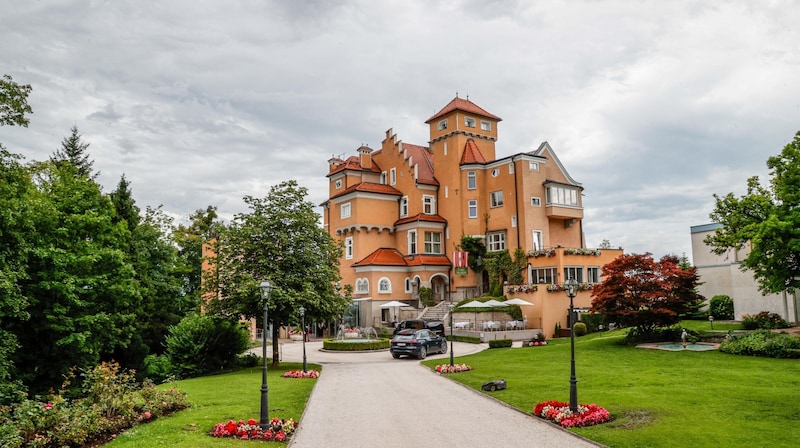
[419,301,451,322]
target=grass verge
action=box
[105,362,317,447]
[423,326,800,447]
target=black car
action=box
[392,319,446,337]
[390,329,448,359]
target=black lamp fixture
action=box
[564,277,579,413]
[448,302,455,367]
[298,305,308,373]
[257,280,274,430]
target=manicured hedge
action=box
[488,339,513,348]
[322,338,390,351]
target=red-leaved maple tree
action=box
[590,253,703,334]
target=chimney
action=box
[357,145,373,170]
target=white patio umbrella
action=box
[505,298,535,306]
[484,299,508,307]
[380,300,411,324]
[456,300,492,329]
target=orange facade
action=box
[322,97,622,334]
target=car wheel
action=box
[489,384,497,391]
[440,341,448,354]
[418,346,427,359]
[391,352,400,359]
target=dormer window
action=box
[437,119,448,131]
[335,179,342,189]
[464,116,476,128]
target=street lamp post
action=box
[564,277,579,413]
[257,280,274,430]
[449,303,455,367]
[299,306,308,373]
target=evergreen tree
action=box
[51,125,97,179]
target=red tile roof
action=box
[460,139,487,164]
[353,248,408,267]
[401,143,438,186]
[330,182,402,200]
[425,96,502,123]
[352,248,452,268]
[327,155,382,176]
[394,213,447,226]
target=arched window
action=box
[404,277,412,293]
[378,277,391,294]
[356,278,369,294]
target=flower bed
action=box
[435,363,472,374]
[533,400,611,428]
[282,369,320,378]
[211,417,297,442]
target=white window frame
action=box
[531,197,541,207]
[390,168,396,185]
[467,171,477,190]
[405,277,412,293]
[564,266,584,283]
[340,202,351,218]
[345,237,353,259]
[532,267,557,284]
[588,267,601,284]
[529,161,539,172]
[487,231,506,252]
[380,171,387,184]
[511,216,517,228]
[509,164,514,174]
[400,196,408,217]
[424,231,442,254]
[464,116,476,128]
[468,200,478,219]
[491,168,499,177]
[408,230,417,254]
[437,119,448,131]
[490,190,504,208]
[480,120,491,131]
[378,277,391,294]
[547,185,579,206]
[335,179,342,189]
[356,278,369,294]
[532,230,543,251]
[423,195,435,214]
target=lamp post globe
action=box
[564,277,580,413]
[257,280,274,430]
[299,306,307,373]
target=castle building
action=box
[321,97,622,336]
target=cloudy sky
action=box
[3,0,800,261]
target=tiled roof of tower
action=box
[352,248,452,267]
[352,248,407,267]
[405,254,451,267]
[425,96,502,123]
[330,182,402,201]
[460,139,488,164]
[403,143,438,186]
[326,155,382,176]
[395,213,447,226]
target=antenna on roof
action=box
[455,91,459,98]
[466,94,469,100]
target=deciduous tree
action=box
[206,180,348,366]
[706,131,800,295]
[590,253,703,334]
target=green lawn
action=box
[423,328,800,447]
[106,324,800,447]
[105,362,317,448]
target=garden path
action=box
[267,339,604,448]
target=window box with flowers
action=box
[528,248,556,258]
[563,248,602,256]
[506,284,538,294]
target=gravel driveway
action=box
[270,340,602,448]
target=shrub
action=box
[573,322,588,336]
[143,354,174,383]
[709,295,734,320]
[322,339,390,351]
[165,314,250,378]
[488,339,513,348]
[720,329,800,358]
[741,311,790,330]
[580,313,605,333]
